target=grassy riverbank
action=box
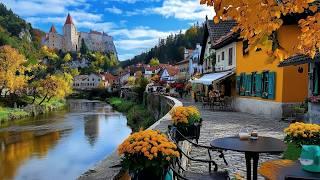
[0,98,66,124]
[109,97,156,132]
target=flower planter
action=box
[133,168,167,180]
[175,119,202,143]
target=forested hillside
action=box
[0,3,45,64]
[121,23,204,67]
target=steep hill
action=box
[121,23,204,67]
[0,3,45,63]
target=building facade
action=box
[234,25,309,119]
[73,74,105,90]
[43,14,117,54]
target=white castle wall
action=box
[63,24,78,52]
[44,17,116,55]
[47,32,63,50]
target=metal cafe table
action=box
[259,159,320,180]
[210,136,287,180]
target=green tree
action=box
[80,38,89,55]
[63,53,72,62]
[149,57,160,66]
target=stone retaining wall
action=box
[78,94,184,180]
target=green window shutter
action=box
[247,74,252,96]
[268,72,276,99]
[314,64,319,95]
[255,73,262,97]
[240,73,245,96]
[236,76,241,95]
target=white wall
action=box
[215,42,236,72]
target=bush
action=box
[127,105,156,131]
[109,97,156,132]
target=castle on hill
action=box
[43,14,117,54]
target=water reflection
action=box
[0,100,131,180]
[84,115,99,146]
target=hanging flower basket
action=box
[170,106,202,142]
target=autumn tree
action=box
[149,58,160,66]
[37,73,73,105]
[200,0,320,59]
[0,45,28,97]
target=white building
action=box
[73,74,105,90]
[160,67,179,83]
[187,44,203,76]
[43,14,117,54]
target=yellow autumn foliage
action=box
[200,0,320,59]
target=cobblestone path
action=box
[180,98,289,179]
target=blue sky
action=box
[1,0,214,61]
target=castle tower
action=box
[63,14,79,52]
[47,25,63,50]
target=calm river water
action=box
[0,99,132,180]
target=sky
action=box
[1,0,215,61]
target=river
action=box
[0,99,132,180]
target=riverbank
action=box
[108,97,156,132]
[0,98,66,125]
[79,95,183,180]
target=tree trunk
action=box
[31,93,36,104]
[47,96,53,102]
[39,94,48,105]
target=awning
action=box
[190,70,235,85]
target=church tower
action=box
[63,14,79,52]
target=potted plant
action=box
[118,129,180,180]
[170,106,202,142]
[283,122,320,160]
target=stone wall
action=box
[78,94,183,180]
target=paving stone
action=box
[180,98,289,180]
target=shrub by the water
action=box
[109,97,156,131]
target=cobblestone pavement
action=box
[180,98,289,179]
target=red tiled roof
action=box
[103,72,117,81]
[49,25,57,33]
[65,13,74,25]
[165,67,179,76]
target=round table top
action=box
[210,136,287,153]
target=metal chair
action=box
[167,126,229,180]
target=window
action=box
[243,40,249,55]
[221,52,225,61]
[237,71,275,99]
[228,48,233,66]
[218,55,220,63]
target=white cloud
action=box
[114,38,158,51]
[105,6,123,14]
[107,0,160,4]
[126,0,215,21]
[1,0,89,16]
[109,26,179,40]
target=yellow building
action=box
[230,25,309,119]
